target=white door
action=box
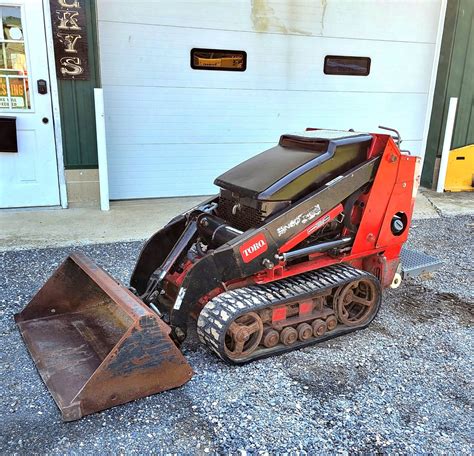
[0,1,59,208]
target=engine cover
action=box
[215,130,373,231]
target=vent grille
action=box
[217,196,265,231]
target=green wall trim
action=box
[58,0,101,169]
[422,0,474,187]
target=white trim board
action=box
[42,0,67,208]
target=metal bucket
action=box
[15,252,193,421]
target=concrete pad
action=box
[0,196,208,251]
[1,189,468,252]
[423,190,474,217]
[412,190,439,219]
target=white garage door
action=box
[97,0,444,200]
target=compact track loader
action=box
[16,128,441,421]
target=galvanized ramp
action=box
[401,247,443,278]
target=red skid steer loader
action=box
[15,128,441,421]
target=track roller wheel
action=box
[326,315,337,331]
[280,327,298,346]
[334,277,380,327]
[224,312,263,361]
[262,328,279,348]
[297,323,313,341]
[312,319,326,337]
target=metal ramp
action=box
[400,247,443,278]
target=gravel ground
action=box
[1,215,473,454]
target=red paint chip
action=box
[299,301,313,315]
[272,307,287,322]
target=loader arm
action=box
[131,214,187,293]
[130,196,219,295]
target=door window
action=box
[0,6,30,110]
[323,55,371,76]
[191,48,247,71]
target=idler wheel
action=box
[334,278,379,326]
[280,327,298,346]
[262,328,280,348]
[326,315,337,331]
[297,323,313,341]
[312,319,326,337]
[224,312,263,361]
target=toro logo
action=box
[239,233,268,263]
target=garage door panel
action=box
[108,139,425,200]
[107,143,268,199]
[324,1,440,43]
[104,86,428,145]
[99,21,434,93]
[98,0,440,43]
[98,1,442,200]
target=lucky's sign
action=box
[50,0,89,80]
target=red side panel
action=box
[351,137,400,254]
[377,154,420,248]
[366,133,390,159]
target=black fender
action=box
[130,215,187,294]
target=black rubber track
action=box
[197,263,382,364]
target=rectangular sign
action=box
[50,0,89,80]
[0,78,26,108]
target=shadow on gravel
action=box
[394,282,474,326]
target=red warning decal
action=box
[240,233,268,263]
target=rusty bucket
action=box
[15,252,193,421]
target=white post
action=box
[94,88,110,211]
[436,97,458,193]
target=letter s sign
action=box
[239,233,268,263]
